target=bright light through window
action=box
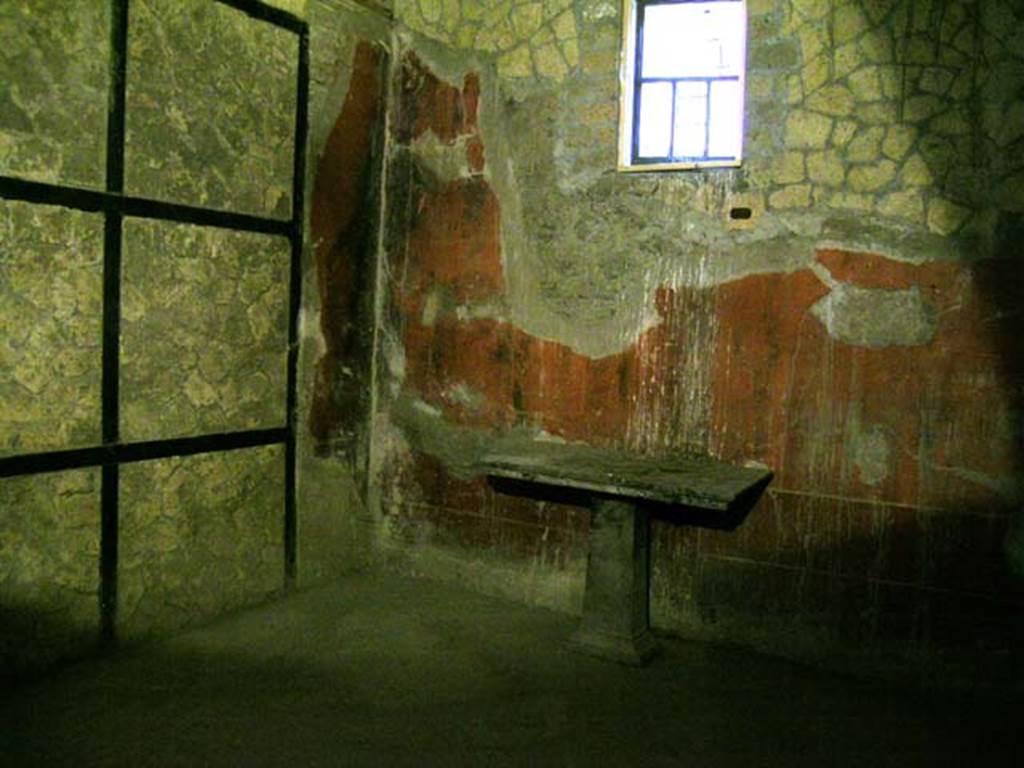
[619,0,747,170]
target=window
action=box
[618,0,747,171]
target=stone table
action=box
[480,441,773,665]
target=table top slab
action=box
[480,442,772,512]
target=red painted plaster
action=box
[709,253,1021,513]
[394,52,480,145]
[309,41,386,452]
[403,177,503,306]
[381,54,1024,650]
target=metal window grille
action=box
[629,0,746,167]
[0,0,309,646]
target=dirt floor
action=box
[1,571,1019,766]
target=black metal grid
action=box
[0,0,309,645]
[630,0,743,166]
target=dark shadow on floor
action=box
[1,572,1019,767]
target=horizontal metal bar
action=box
[119,196,293,237]
[638,75,740,84]
[639,0,744,7]
[0,176,293,238]
[0,428,287,478]
[215,0,307,34]
[633,155,739,164]
[118,428,288,463]
[0,175,108,212]
[0,446,113,477]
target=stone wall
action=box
[0,1,110,187]
[0,469,101,673]
[2,1,112,676]
[395,0,579,82]
[120,221,290,441]
[1,202,104,457]
[119,447,285,640]
[374,0,1024,680]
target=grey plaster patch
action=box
[488,86,821,359]
[943,466,1024,504]
[443,382,488,411]
[810,283,938,348]
[411,131,478,182]
[819,213,991,264]
[388,395,493,478]
[382,331,407,388]
[849,423,891,486]
[581,0,620,23]
[386,394,587,481]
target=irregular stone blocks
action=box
[125,0,298,217]
[120,219,290,442]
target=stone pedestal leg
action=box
[570,498,658,665]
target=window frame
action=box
[617,0,748,172]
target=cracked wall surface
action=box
[1,1,107,680]
[0,0,109,188]
[120,220,290,442]
[493,0,1024,345]
[1,201,103,457]
[116,3,296,643]
[0,470,101,676]
[125,0,298,218]
[119,447,285,640]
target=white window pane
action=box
[673,81,708,158]
[642,2,746,79]
[638,82,673,157]
[707,79,743,158]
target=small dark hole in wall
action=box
[730,207,753,220]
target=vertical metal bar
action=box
[703,79,711,159]
[100,465,119,645]
[100,0,130,647]
[284,24,309,587]
[631,1,647,164]
[669,81,678,160]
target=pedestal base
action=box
[570,498,659,666]
[570,626,659,666]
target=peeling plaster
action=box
[410,130,480,182]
